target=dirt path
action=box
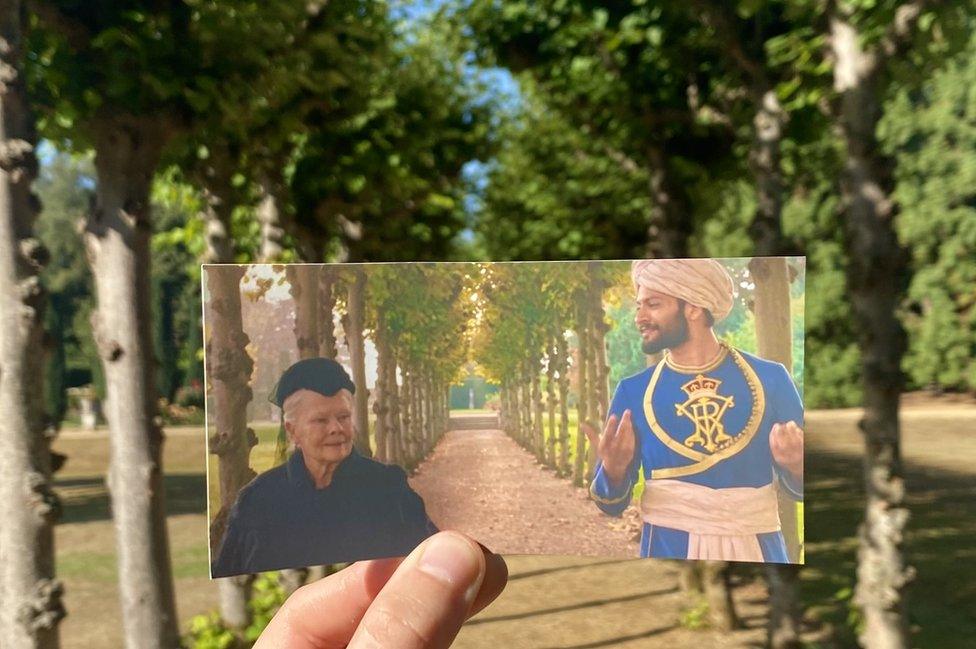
[409,427,770,648]
[409,428,639,557]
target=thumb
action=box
[349,532,490,649]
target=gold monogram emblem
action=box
[674,374,735,453]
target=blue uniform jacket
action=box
[590,346,803,561]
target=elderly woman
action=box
[212,358,437,578]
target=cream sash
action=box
[640,479,781,562]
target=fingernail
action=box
[417,533,485,604]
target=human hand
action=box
[770,420,803,480]
[255,531,507,648]
[581,410,636,487]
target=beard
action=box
[640,310,689,355]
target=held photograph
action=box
[204,257,805,578]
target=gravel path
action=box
[409,428,639,557]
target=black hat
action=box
[272,357,355,407]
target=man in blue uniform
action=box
[585,258,803,563]
[212,358,437,577]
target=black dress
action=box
[212,449,438,577]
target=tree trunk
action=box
[520,363,532,449]
[372,319,389,463]
[574,303,590,487]
[84,116,179,649]
[830,12,913,648]
[750,256,802,647]
[318,269,337,359]
[0,4,65,642]
[531,363,544,459]
[556,332,571,476]
[201,188,233,265]
[256,178,285,263]
[286,266,319,360]
[749,257,801,560]
[545,338,557,468]
[702,561,740,631]
[389,354,404,465]
[748,89,789,255]
[204,265,258,632]
[587,264,608,482]
[646,142,692,258]
[345,268,370,457]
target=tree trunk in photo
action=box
[424,371,434,451]
[750,256,802,648]
[545,340,557,469]
[286,265,319,360]
[372,319,390,463]
[587,264,608,482]
[318,269,337,359]
[345,268,371,457]
[204,265,258,633]
[0,4,65,642]
[401,367,414,464]
[84,116,179,649]
[521,364,532,449]
[556,332,571,476]
[574,304,590,487]
[830,10,915,647]
[750,257,800,556]
[282,265,320,593]
[531,363,544,460]
[389,355,404,465]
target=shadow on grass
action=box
[508,559,636,582]
[468,586,678,626]
[55,473,207,524]
[803,446,976,648]
[537,624,676,649]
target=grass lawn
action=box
[49,404,976,648]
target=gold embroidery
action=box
[675,375,735,453]
[664,344,728,373]
[643,345,765,479]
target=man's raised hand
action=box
[581,410,636,487]
[770,420,803,480]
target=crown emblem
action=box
[679,375,721,399]
[675,374,735,453]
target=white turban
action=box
[631,258,735,322]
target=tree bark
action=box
[587,264,608,482]
[201,188,233,265]
[750,256,802,647]
[646,142,692,258]
[318,268,337,359]
[555,332,571,476]
[545,337,557,468]
[204,265,258,632]
[85,116,179,648]
[286,265,319,360]
[256,177,285,263]
[574,302,590,487]
[0,3,65,643]
[531,362,544,459]
[371,318,390,463]
[830,10,915,648]
[345,268,371,457]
